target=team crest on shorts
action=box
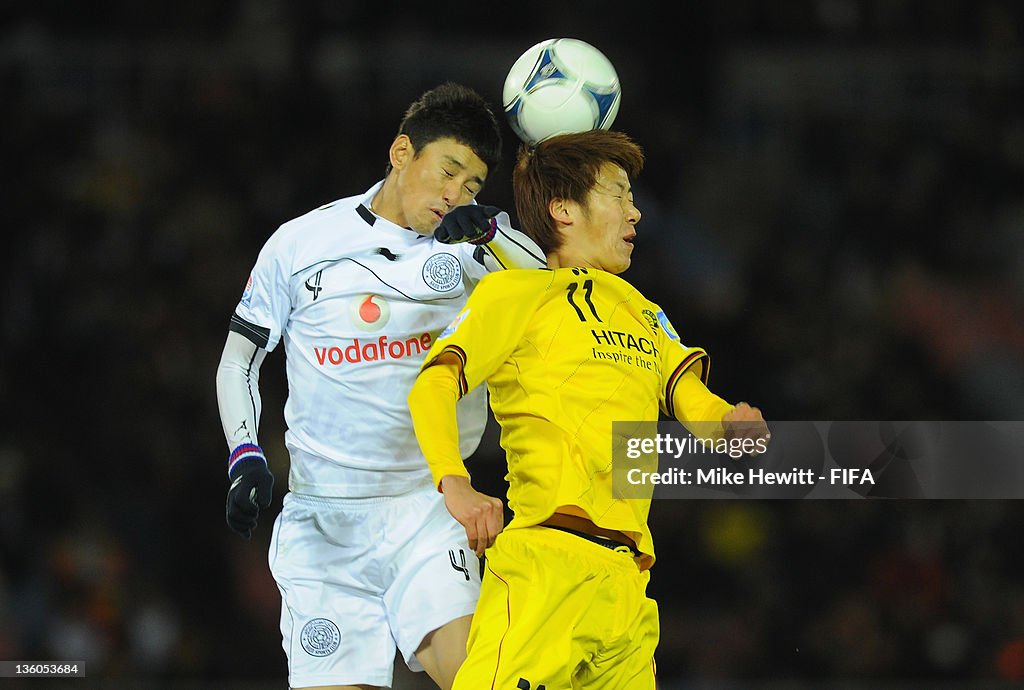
[422,253,461,292]
[300,618,341,657]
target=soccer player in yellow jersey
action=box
[408,129,770,689]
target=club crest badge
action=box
[300,618,341,657]
[642,309,660,334]
[422,253,461,292]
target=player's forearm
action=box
[408,362,470,488]
[216,330,268,449]
[672,371,734,441]
[481,217,546,270]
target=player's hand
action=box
[225,444,275,539]
[722,403,771,456]
[434,205,500,245]
[440,475,504,556]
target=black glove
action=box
[225,444,274,539]
[434,204,501,244]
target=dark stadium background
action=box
[2,1,1023,688]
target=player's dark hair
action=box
[386,82,502,177]
[513,129,645,254]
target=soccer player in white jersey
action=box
[215,83,544,690]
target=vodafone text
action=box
[314,333,432,365]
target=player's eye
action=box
[442,168,455,178]
[464,184,481,198]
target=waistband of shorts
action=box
[510,525,645,571]
[541,524,641,557]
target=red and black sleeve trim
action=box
[664,350,710,418]
[424,345,469,398]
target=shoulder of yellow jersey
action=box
[472,268,556,298]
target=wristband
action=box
[227,443,266,477]
[469,217,497,245]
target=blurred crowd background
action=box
[2,1,1024,687]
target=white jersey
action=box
[232,182,515,497]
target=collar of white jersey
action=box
[356,181,429,240]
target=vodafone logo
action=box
[314,333,433,366]
[349,294,391,332]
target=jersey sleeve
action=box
[230,228,294,351]
[458,210,546,285]
[651,303,737,439]
[669,370,733,441]
[216,330,268,450]
[423,270,548,395]
[408,362,470,486]
[652,304,711,419]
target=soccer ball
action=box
[502,38,621,147]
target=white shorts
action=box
[268,482,481,688]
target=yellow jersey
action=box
[419,267,721,565]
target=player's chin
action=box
[610,256,632,274]
[411,218,440,236]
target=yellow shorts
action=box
[453,525,659,690]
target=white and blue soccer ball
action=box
[502,38,621,147]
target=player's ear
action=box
[549,197,574,226]
[389,134,413,170]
